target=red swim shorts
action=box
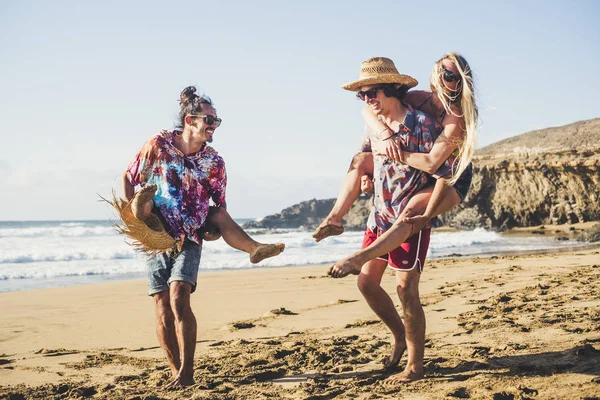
[362,227,431,272]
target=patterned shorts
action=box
[146,240,202,296]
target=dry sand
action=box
[1,247,600,399]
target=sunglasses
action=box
[190,114,222,127]
[442,67,460,83]
[356,86,383,101]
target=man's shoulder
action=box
[200,146,226,165]
[146,130,172,146]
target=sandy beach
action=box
[1,247,599,399]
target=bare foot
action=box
[385,368,423,384]
[382,340,407,370]
[250,243,285,264]
[312,220,344,243]
[165,371,194,389]
[132,184,157,220]
[327,255,362,278]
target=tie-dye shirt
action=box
[361,106,451,233]
[126,130,227,244]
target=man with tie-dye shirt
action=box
[126,129,227,246]
[122,87,284,389]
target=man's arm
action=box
[209,159,228,207]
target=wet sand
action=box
[1,247,599,399]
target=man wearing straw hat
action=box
[328,57,451,383]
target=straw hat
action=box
[341,57,418,92]
[102,192,178,256]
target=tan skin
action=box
[329,58,466,278]
[122,104,284,388]
[325,59,468,384]
[314,58,465,244]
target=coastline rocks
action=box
[578,224,600,243]
[243,197,372,231]
[245,119,600,231]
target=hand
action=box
[360,175,374,194]
[371,137,403,163]
[384,137,403,163]
[399,213,431,234]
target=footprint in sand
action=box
[447,387,470,398]
[334,299,359,304]
[344,320,381,329]
[230,321,255,330]
[268,307,298,316]
[34,348,80,357]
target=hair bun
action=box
[179,86,198,106]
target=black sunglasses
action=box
[190,114,222,127]
[442,67,460,83]
[356,86,384,101]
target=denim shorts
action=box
[146,240,202,296]
[453,163,473,202]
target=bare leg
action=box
[313,152,374,242]
[400,179,462,230]
[153,291,181,378]
[328,188,433,278]
[357,259,407,369]
[206,207,285,264]
[131,184,156,220]
[166,281,196,388]
[387,268,425,383]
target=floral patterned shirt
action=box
[361,106,450,233]
[126,130,227,244]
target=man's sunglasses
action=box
[442,67,460,83]
[190,114,222,127]
[356,86,383,101]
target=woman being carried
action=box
[325,52,478,277]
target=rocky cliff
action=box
[244,118,600,231]
[243,197,372,231]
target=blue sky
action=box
[1,0,599,220]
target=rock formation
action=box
[244,118,600,231]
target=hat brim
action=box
[341,74,418,91]
[104,192,177,256]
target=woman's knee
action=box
[349,153,373,175]
[207,206,227,223]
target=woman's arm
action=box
[401,114,464,174]
[361,107,402,161]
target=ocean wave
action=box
[0,225,118,238]
[0,227,584,288]
[0,250,136,264]
[0,259,144,280]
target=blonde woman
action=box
[326,54,477,383]
[316,53,477,245]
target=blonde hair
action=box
[430,52,478,186]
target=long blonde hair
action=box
[430,52,478,186]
